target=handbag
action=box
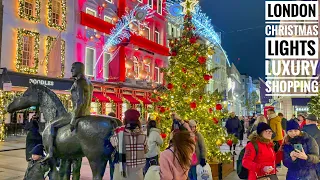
[196,163,213,180]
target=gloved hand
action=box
[200,158,206,167]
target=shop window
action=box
[104,15,113,24]
[157,0,162,15]
[155,29,160,44]
[122,103,128,119]
[24,0,34,17]
[105,103,113,115]
[85,47,96,76]
[22,35,34,67]
[52,0,61,25]
[91,102,98,115]
[103,52,110,79]
[154,66,160,83]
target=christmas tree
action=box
[150,2,235,163]
[308,91,320,118]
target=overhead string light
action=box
[94,5,154,70]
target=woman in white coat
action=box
[143,120,163,175]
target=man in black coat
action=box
[225,112,242,154]
[25,119,42,161]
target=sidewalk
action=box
[0,136,26,152]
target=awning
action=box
[123,95,140,104]
[136,96,152,104]
[105,93,123,103]
[92,92,110,102]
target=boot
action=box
[42,127,55,162]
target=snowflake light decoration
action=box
[95,5,154,70]
[165,0,184,24]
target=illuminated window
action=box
[24,0,34,17]
[157,0,162,15]
[148,0,153,7]
[103,53,111,79]
[144,27,150,40]
[145,64,150,81]
[154,66,160,83]
[52,0,61,25]
[155,29,160,44]
[85,47,96,76]
[104,15,113,24]
[22,35,34,67]
[91,102,98,115]
[133,56,139,79]
[105,103,113,115]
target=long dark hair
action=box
[171,131,195,171]
[147,120,157,136]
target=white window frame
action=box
[148,0,153,8]
[144,27,150,40]
[22,35,33,67]
[103,52,111,79]
[85,47,96,77]
[86,7,97,31]
[154,66,160,83]
[104,15,113,24]
[168,23,172,36]
[155,30,160,44]
[157,0,163,15]
[176,28,180,37]
[52,0,61,25]
[133,57,140,79]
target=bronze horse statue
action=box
[7,84,122,180]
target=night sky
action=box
[200,0,266,79]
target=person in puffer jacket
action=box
[144,120,163,175]
[242,122,278,180]
[283,120,319,180]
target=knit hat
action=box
[306,114,318,121]
[189,120,197,127]
[124,109,140,122]
[286,119,300,131]
[31,144,44,156]
[257,122,272,135]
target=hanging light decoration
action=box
[139,70,148,79]
[125,59,134,69]
[143,57,151,64]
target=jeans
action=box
[188,165,197,180]
[143,155,159,175]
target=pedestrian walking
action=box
[298,114,306,129]
[247,115,268,138]
[144,120,163,175]
[23,144,50,180]
[302,114,320,177]
[283,120,319,180]
[242,122,278,180]
[267,109,283,167]
[225,112,242,154]
[278,113,287,137]
[25,120,42,161]
[160,131,196,180]
[239,116,245,147]
[111,109,147,180]
[188,120,207,180]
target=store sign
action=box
[29,78,54,86]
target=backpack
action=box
[236,142,258,179]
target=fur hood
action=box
[248,131,273,145]
[284,131,311,145]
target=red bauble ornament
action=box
[216,103,223,111]
[182,84,187,89]
[227,140,233,147]
[171,51,177,56]
[198,56,207,64]
[182,68,187,73]
[213,117,219,124]
[203,74,212,81]
[160,133,167,139]
[159,107,166,113]
[167,83,173,90]
[190,102,197,109]
[209,108,213,113]
[192,84,196,87]
[199,96,202,100]
[190,37,197,44]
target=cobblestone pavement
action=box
[0,136,287,180]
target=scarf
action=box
[268,113,277,120]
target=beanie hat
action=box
[286,119,300,131]
[124,109,140,122]
[31,144,44,156]
[257,122,272,135]
[189,120,197,127]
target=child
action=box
[24,144,50,180]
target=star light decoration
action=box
[180,0,199,13]
[94,5,154,69]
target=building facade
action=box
[227,63,244,116]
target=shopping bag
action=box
[144,165,160,180]
[196,163,213,180]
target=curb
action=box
[0,148,26,152]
